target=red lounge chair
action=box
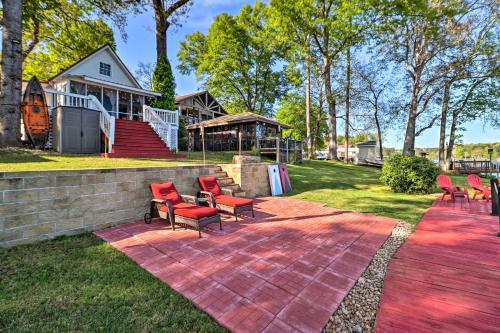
[197,176,254,221]
[145,182,221,238]
[436,175,470,202]
[467,174,491,201]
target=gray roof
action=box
[187,112,291,130]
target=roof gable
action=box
[176,90,228,115]
[49,45,142,89]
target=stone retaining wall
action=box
[219,163,271,197]
[0,165,219,247]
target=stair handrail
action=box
[87,95,115,153]
[143,105,178,151]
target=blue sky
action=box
[113,0,499,149]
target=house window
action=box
[99,62,111,76]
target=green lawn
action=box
[287,160,471,225]
[0,234,226,332]
[1,158,477,331]
[0,148,234,171]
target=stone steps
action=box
[217,177,235,186]
[213,167,246,197]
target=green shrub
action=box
[380,154,439,194]
[251,147,260,156]
[151,57,176,110]
[177,118,189,151]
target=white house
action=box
[23,44,226,157]
[46,44,160,121]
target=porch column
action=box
[129,93,133,120]
[115,89,119,118]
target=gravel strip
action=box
[323,221,414,333]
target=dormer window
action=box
[99,62,111,76]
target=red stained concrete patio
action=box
[95,197,398,333]
[375,198,500,333]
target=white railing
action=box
[143,105,178,151]
[44,88,115,153]
[45,88,91,109]
[87,95,115,153]
[154,108,178,125]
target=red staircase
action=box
[105,119,182,158]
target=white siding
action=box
[64,48,139,88]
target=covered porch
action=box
[50,76,160,121]
[187,112,303,162]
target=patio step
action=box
[214,171,228,178]
[216,177,235,186]
[212,166,248,197]
[222,184,242,192]
[233,191,247,197]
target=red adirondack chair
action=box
[467,174,491,201]
[145,182,221,238]
[436,175,469,202]
[197,176,254,221]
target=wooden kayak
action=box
[22,76,49,148]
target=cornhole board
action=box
[278,163,292,193]
[268,164,283,196]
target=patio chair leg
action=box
[235,214,238,222]
[441,193,446,201]
[219,220,222,231]
[198,229,202,238]
[251,209,255,218]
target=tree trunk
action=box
[402,70,422,156]
[155,21,168,61]
[438,80,451,171]
[323,59,338,160]
[374,108,383,160]
[0,0,23,147]
[152,0,168,61]
[446,109,458,169]
[305,36,312,159]
[344,47,351,163]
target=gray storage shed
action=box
[52,107,101,154]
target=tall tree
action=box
[22,0,116,80]
[269,0,316,158]
[22,0,142,80]
[379,0,463,155]
[177,3,292,116]
[436,0,499,170]
[276,93,327,147]
[354,60,392,160]
[311,0,372,160]
[344,46,351,162]
[0,0,23,147]
[151,0,192,62]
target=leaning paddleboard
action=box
[22,76,49,148]
[268,164,283,196]
[278,163,292,193]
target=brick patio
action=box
[95,197,398,333]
